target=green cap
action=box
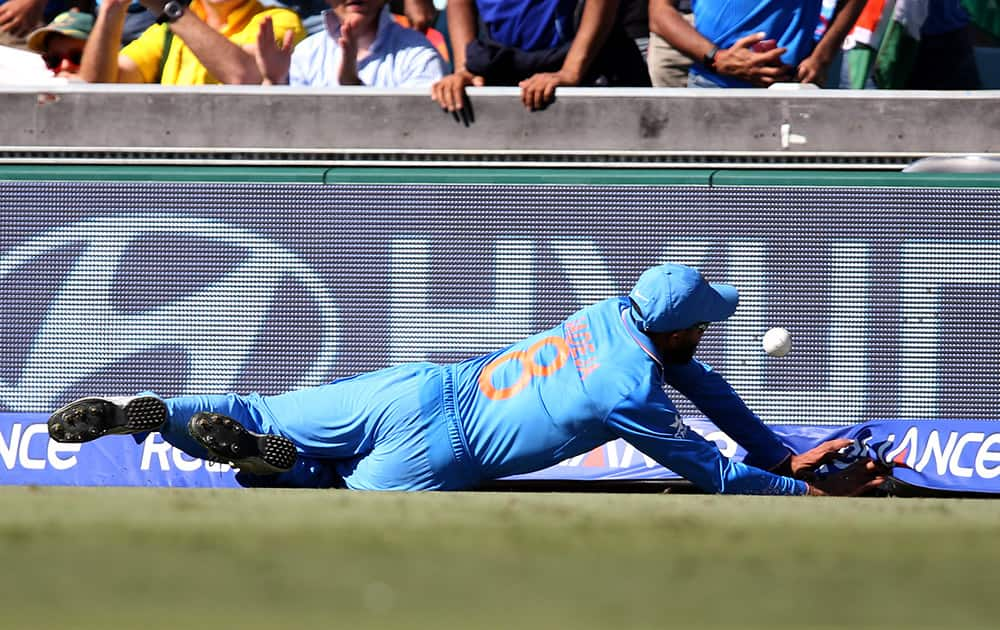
[27,11,94,53]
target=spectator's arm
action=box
[403,0,436,33]
[0,0,45,38]
[137,0,263,84]
[558,0,618,84]
[517,0,618,109]
[648,0,712,65]
[445,0,477,75]
[430,0,483,112]
[798,0,866,84]
[80,0,145,83]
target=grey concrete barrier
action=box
[1,85,998,166]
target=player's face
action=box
[655,323,708,364]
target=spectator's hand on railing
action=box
[255,15,294,85]
[796,52,830,86]
[403,0,435,33]
[337,17,362,85]
[0,0,45,38]
[714,32,793,87]
[518,70,576,111]
[431,70,484,112]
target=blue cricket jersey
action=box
[450,297,805,494]
[168,296,805,493]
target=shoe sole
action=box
[48,396,166,443]
[187,412,296,475]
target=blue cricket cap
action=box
[628,264,739,332]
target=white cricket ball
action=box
[762,327,792,357]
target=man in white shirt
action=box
[255,0,445,87]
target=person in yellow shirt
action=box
[80,0,304,84]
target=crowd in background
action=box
[1,0,997,108]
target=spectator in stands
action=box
[647,0,692,86]
[253,0,445,86]
[0,0,66,44]
[394,0,434,32]
[391,10,449,62]
[621,0,650,67]
[649,0,865,87]
[430,0,650,112]
[885,0,981,89]
[91,0,156,46]
[285,0,436,36]
[26,7,92,78]
[79,0,304,84]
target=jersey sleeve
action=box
[605,390,807,495]
[663,359,793,471]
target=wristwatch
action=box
[703,45,719,69]
[156,0,185,23]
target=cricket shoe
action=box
[187,412,297,475]
[48,396,166,443]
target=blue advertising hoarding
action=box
[2,180,999,493]
[3,412,997,493]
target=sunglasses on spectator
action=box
[43,51,83,70]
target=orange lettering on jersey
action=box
[565,317,601,380]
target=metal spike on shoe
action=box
[187,412,297,475]
[48,396,166,443]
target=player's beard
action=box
[650,330,701,364]
[663,342,697,364]
[657,335,699,364]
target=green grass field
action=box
[1,487,997,629]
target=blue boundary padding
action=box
[2,413,998,493]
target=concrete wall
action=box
[1,85,998,164]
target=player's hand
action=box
[789,438,856,480]
[806,459,889,497]
[254,15,294,85]
[431,70,483,112]
[0,0,45,38]
[713,32,793,86]
[518,70,575,111]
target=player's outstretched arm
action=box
[607,408,807,495]
[664,360,793,470]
